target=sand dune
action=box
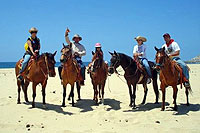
[0,64,199,133]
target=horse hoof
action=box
[186,103,190,106]
[32,105,35,108]
[17,101,21,104]
[61,103,66,107]
[77,98,81,101]
[72,104,75,107]
[154,102,159,104]
[141,102,145,105]
[68,98,71,101]
[174,106,178,111]
[161,108,165,111]
[132,106,137,109]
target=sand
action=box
[0,64,199,133]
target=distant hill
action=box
[185,55,200,63]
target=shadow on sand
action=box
[123,102,170,112]
[75,98,121,113]
[173,103,200,115]
[24,102,73,115]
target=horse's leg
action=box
[24,80,29,102]
[62,85,67,107]
[71,83,75,107]
[132,84,137,108]
[68,87,72,101]
[172,86,178,111]
[99,84,102,100]
[101,82,106,105]
[42,80,47,105]
[141,83,148,104]
[161,83,166,111]
[32,82,38,108]
[185,87,189,106]
[152,71,159,104]
[93,84,98,104]
[76,81,81,100]
[128,84,133,107]
[17,81,21,104]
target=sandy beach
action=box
[0,64,199,133]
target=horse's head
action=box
[60,43,72,63]
[154,46,167,70]
[91,51,103,72]
[44,51,57,77]
[108,51,121,74]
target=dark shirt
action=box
[26,37,40,55]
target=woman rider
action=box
[17,27,40,81]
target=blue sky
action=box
[0,0,199,62]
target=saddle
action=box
[171,60,184,88]
[18,56,35,77]
[72,58,83,81]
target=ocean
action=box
[0,62,91,68]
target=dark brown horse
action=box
[154,47,192,111]
[60,43,81,107]
[88,51,108,104]
[15,52,57,107]
[108,51,159,108]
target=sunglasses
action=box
[31,31,37,34]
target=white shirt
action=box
[65,35,86,57]
[133,44,147,58]
[162,41,180,58]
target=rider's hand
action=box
[65,28,70,36]
[35,50,39,53]
[33,52,37,57]
[74,52,79,56]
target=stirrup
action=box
[147,78,151,84]
[184,82,190,88]
[17,75,23,81]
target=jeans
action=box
[172,57,189,80]
[140,58,152,78]
[19,54,31,74]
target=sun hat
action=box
[134,36,147,42]
[95,43,101,48]
[29,27,38,33]
[72,34,82,41]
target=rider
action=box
[17,27,40,81]
[88,43,104,71]
[133,36,152,83]
[162,33,190,87]
[64,28,86,85]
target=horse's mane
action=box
[118,53,135,63]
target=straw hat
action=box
[72,34,82,41]
[29,27,38,33]
[134,36,147,42]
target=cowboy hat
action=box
[29,27,38,33]
[134,36,147,42]
[72,34,82,41]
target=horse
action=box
[60,43,81,107]
[15,51,57,108]
[88,51,108,104]
[154,47,192,111]
[108,51,159,108]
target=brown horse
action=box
[88,51,108,104]
[155,47,192,111]
[15,52,57,107]
[60,43,81,107]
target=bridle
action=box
[155,52,167,69]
